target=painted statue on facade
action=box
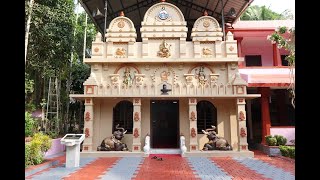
[195,66,207,85]
[202,125,232,151]
[97,124,129,151]
[157,40,171,58]
[123,67,133,87]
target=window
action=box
[113,101,133,133]
[197,101,217,133]
[281,55,289,66]
[245,55,262,66]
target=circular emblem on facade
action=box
[117,20,125,28]
[203,20,210,28]
[94,47,99,52]
[158,7,169,20]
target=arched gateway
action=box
[70,0,260,157]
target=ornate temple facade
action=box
[71,1,260,156]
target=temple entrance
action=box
[151,100,179,148]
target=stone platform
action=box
[80,151,147,158]
[183,150,254,157]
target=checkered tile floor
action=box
[25,151,295,180]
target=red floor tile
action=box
[63,157,119,180]
[253,150,295,175]
[133,155,199,180]
[211,157,271,180]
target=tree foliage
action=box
[241,5,294,20]
[268,26,295,108]
[25,0,96,134]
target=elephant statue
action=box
[202,125,232,151]
[97,124,129,151]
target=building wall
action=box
[91,98,238,151]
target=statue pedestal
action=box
[60,134,85,168]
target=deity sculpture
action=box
[123,67,133,86]
[97,124,129,151]
[161,84,171,95]
[157,40,171,58]
[202,125,232,151]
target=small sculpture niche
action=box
[161,84,171,95]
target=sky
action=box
[251,0,295,15]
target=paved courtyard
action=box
[25,151,295,180]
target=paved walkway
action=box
[25,151,295,180]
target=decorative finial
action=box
[119,11,124,17]
[161,0,166,2]
[204,10,208,16]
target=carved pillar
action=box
[237,98,248,151]
[259,87,271,144]
[132,98,141,151]
[180,37,187,58]
[273,43,282,66]
[189,98,198,151]
[83,98,94,152]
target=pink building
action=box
[231,20,295,146]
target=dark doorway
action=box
[151,100,179,148]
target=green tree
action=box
[241,5,294,20]
[25,0,96,134]
[268,27,295,108]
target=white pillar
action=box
[132,98,142,151]
[237,98,248,151]
[189,98,198,151]
[82,98,94,151]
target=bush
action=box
[279,145,295,159]
[275,135,287,146]
[25,133,52,167]
[25,112,37,137]
[266,137,277,146]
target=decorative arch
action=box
[196,100,217,133]
[108,16,135,31]
[143,2,185,23]
[193,16,221,30]
[113,100,133,133]
[114,63,141,74]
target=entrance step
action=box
[150,148,181,154]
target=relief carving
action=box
[191,128,197,138]
[239,111,246,121]
[157,40,171,58]
[195,66,207,85]
[190,111,196,121]
[85,128,90,138]
[115,48,126,58]
[123,67,134,87]
[240,128,247,137]
[160,71,170,81]
[134,128,139,138]
[134,112,140,122]
[202,47,213,57]
[85,112,90,121]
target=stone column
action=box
[236,37,244,67]
[189,98,198,151]
[259,87,271,144]
[237,98,248,151]
[132,98,142,151]
[273,43,282,66]
[82,98,94,152]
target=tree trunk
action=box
[25,0,35,65]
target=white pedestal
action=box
[60,134,85,168]
[65,144,81,168]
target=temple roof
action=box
[80,0,254,41]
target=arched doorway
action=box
[197,100,217,133]
[113,100,133,133]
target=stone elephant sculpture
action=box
[97,124,129,151]
[202,125,232,151]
